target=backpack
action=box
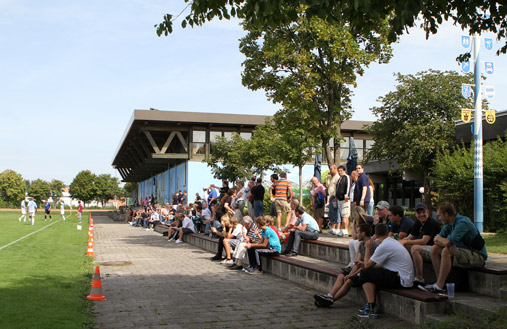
[315,192,325,209]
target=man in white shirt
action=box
[326,164,341,235]
[27,198,37,226]
[174,213,197,244]
[19,198,27,222]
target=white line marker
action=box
[0,219,62,251]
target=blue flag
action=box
[346,137,358,175]
[314,153,322,182]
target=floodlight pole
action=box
[473,33,483,233]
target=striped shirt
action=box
[273,178,291,200]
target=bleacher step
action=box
[448,293,507,318]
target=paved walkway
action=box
[92,216,410,329]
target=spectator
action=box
[420,202,487,293]
[399,203,441,286]
[195,192,202,204]
[269,174,279,217]
[216,189,235,221]
[326,164,341,235]
[282,206,319,257]
[367,178,375,216]
[243,216,282,274]
[201,202,220,235]
[166,213,183,241]
[208,184,219,206]
[354,164,371,211]
[210,216,232,261]
[273,172,293,229]
[222,216,244,264]
[246,178,255,218]
[181,190,188,206]
[279,199,299,244]
[313,223,378,307]
[336,165,352,237]
[349,170,358,207]
[173,212,197,244]
[264,215,281,242]
[357,223,415,319]
[345,206,374,271]
[388,205,414,240]
[146,209,160,231]
[234,180,247,221]
[229,216,261,270]
[373,201,390,226]
[311,176,326,233]
[177,191,184,205]
[251,178,265,218]
[171,193,178,206]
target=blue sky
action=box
[0,1,505,185]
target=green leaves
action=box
[0,169,26,207]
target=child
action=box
[243,216,281,274]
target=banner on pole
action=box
[461,61,471,73]
[462,84,472,98]
[485,110,496,124]
[485,62,494,74]
[461,36,471,49]
[484,38,493,50]
[461,109,472,123]
[483,86,495,99]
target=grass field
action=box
[0,211,94,329]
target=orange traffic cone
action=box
[87,266,106,301]
[88,235,94,245]
[86,239,95,257]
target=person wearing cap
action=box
[399,203,441,286]
[387,205,414,240]
[373,201,390,227]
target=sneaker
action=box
[336,230,344,237]
[175,240,183,244]
[328,229,336,235]
[211,255,223,261]
[245,267,262,275]
[168,238,175,242]
[146,228,151,231]
[229,264,243,270]
[343,229,348,236]
[242,266,254,272]
[357,305,379,319]
[418,283,445,294]
[221,259,233,265]
[413,278,426,287]
[313,295,334,307]
[358,303,369,313]
[285,252,297,257]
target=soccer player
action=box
[19,198,27,222]
[59,199,66,221]
[27,198,37,225]
[44,200,52,221]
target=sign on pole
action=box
[485,110,496,124]
[483,86,495,99]
[484,38,493,50]
[461,61,471,73]
[462,83,472,98]
[461,109,472,123]
[462,36,471,49]
[485,61,494,74]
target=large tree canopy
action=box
[0,169,26,207]
[240,13,392,165]
[156,1,507,55]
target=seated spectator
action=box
[356,223,415,319]
[264,215,281,242]
[221,217,244,264]
[171,211,197,244]
[420,202,487,293]
[398,203,440,286]
[282,206,319,257]
[345,206,374,271]
[229,216,261,270]
[314,223,378,307]
[166,213,183,241]
[373,201,390,226]
[279,199,299,244]
[210,216,232,260]
[388,205,414,240]
[146,209,160,231]
[243,216,282,274]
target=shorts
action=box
[229,239,241,249]
[45,209,51,215]
[338,200,351,218]
[78,213,82,219]
[353,267,403,289]
[347,273,364,288]
[28,211,35,217]
[182,228,194,234]
[21,209,26,215]
[61,210,65,215]
[452,247,486,268]
[275,199,290,213]
[313,206,324,219]
[328,197,341,224]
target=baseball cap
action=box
[415,203,428,211]
[375,201,390,210]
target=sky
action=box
[0,1,505,185]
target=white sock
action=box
[343,229,348,236]
[324,293,333,298]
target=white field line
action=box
[0,219,62,251]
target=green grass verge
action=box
[0,211,94,329]
[483,233,507,254]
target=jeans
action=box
[235,200,245,221]
[204,220,222,234]
[328,197,342,224]
[284,230,319,254]
[253,200,264,217]
[367,202,374,216]
[247,201,255,218]
[269,202,277,217]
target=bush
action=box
[433,136,507,232]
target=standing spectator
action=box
[388,205,414,240]
[399,203,441,286]
[349,170,358,207]
[208,184,219,206]
[354,164,371,211]
[245,178,255,219]
[27,197,37,226]
[44,200,52,221]
[219,181,230,201]
[234,180,247,221]
[420,202,487,293]
[269,174,279,217]
[251,178,265,218]
[19,198,27,222]
[282,206,319,257]
[181,190,188,206]
[311,176,326,233]
[195,192,202,205]
[326,164,341,235]
[273,172,293,229]
[177,191,184,204]
[336,165,352,237]
[367,179,375,216]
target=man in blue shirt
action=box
[282,206,319,257]
[353,164,371,210]
[421,202,487,293]
[44,200,52,221]
[388,205,414,240]
[208,184,218,206]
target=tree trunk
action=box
[423,168,432,212]
[334,124,342,165]
[323,139,333,168]
[299,164,303,204]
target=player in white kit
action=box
[27,198,37,225]
[19,198,27,222]
[59,199,66,221]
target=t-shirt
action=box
[182,216,196,233]
[60,203,65,210]
[78,204,83,213]
[251,185,265,201]
[390,216,414,235]
[28,201,37,211]
[201,207,212,220]
[246,222,262,243]
[219,196,232,215]
[231,224,244,242]
[312,183,326,208]
[297,213,319,233]
[439,214,488,260]
[410,217,441,245]
[151,212,160,221]
[262,226,281,252]
[21,200,26,208]
[237,187,247,202]
[358,239,379,259]
[208,188,218,202]
[353,173,371,204]
[327,173,340,198]
[269,225,281,241]
[370,237,415,287]
[273,178,291,200]
[45,202,50,211]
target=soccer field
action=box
[0,211,94,329]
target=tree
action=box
[433,137,507,232]
[0,169,26,207]
[156,0,507,55]
[94,174,122,208]
[69,170,96,205]
[49,179,65,200]
[239,13,392,165]
[365,70,476,208]
[29,179,51,204]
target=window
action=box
[366,140,375,149]
[224,132,234,140]
[210,131,222,142]
[192,131,206,155]
[240,132,252,140]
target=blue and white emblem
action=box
[485,62,494,75]
[461,36,471,49]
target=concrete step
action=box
[447,292,507,318]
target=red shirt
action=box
[78,204,83,213]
